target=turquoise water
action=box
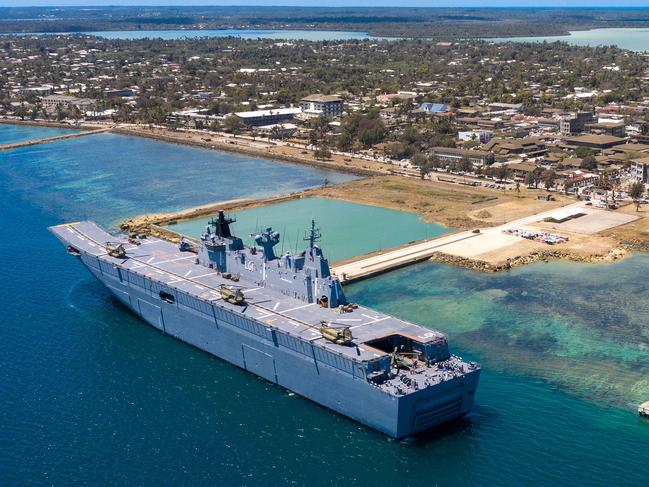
[1,132,356,226]
[1,125,648,484]
[349,257,649,409]
[0,123,77,145]
[488,27,649,52]
[10,29,379,41]
[170,197,449,263]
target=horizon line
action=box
[4,3,649,9]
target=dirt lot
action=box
[314,176,549,229]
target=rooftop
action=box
[300,94,342,103]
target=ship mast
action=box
[304,219,322,249]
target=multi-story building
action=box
[299,95,343,118]
[559,111,595,135]
[631,156,649,183]
[585,121,626,137]
[41,94,96,116]
[234,108,302,127]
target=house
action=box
[299,95,343,118]
[507,161,538,181]
[257,123,298,138]
[488,102,522,112]
[419,103,448,114]
[564,170,600,188]
[105,88,134,98]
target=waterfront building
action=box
[299,95,344,118]
[430,147,494,166]
[235,108,302,126]
[41,94,96,116]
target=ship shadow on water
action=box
[402,401,495,446]
[403,415,474,446]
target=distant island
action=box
[5,6,649,39]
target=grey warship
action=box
[50,212,480,438]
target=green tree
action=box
[629,181,645,211]
[459,156,473,173]
[574,147,594,158]
[542,169,557,190]
[14,104,28,120]
[314,145,331,160]
[580,154,598,171]
[495,165,510,181]
[524,171,535,187]
[224,114,243,135]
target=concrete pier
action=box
[332,230,480,283]
[0,127,111,151]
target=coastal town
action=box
[3,33,649,272]
[3,34,649,191]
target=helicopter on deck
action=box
[105,242,126,259]
[220,284,245,305]
[319,322,354,345]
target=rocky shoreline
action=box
[429,246,628,272]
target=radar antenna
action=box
[304,219,322,249]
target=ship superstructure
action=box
[50,213,480,438]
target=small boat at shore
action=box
[639,401,649,418]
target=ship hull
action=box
[79,252,479,438]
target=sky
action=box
[2,1,649,7]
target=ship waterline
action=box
[50,217,479,438]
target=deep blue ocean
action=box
[1,128,648,485]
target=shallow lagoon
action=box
[1,132,357,226]
[9,29,380,41]
[170,197,450,263]
[348,256,649,409]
